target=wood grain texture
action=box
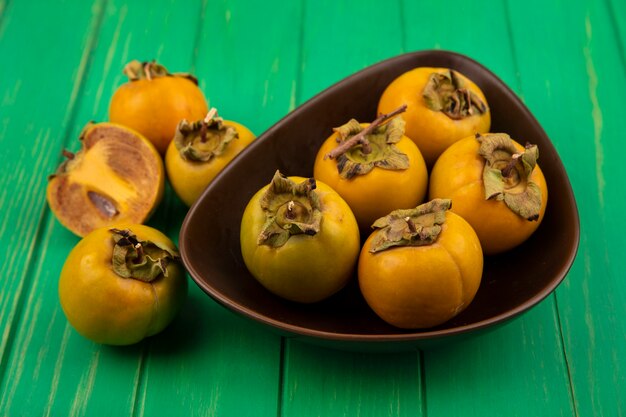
[606,0,626,69]
[0,0,284,415]
[0,0,189,414]
[296,0,405,105]
[401,0,576,415]
[403,0,522,92]
[282,342,422,417]
[192,0,304,136]
[139,0,305,413]
[424,303,575,417]
[0,1,106,408]
[507,0,626,415]
[279,1,424,416]
[0,0,623,415]
[0,0,10,40]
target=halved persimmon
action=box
[47,122,164,237]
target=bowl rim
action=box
[180,49,581,343]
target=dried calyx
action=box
[477,133,542,221]
[110,228,180,282]
[48,123,97,179]
[324,105,410,180]
[48,149,77,180]
[257,171,322,248]
[174,108,238,162]
[123,59,199,85]
[423,70,487,120]
[369,199,451,253]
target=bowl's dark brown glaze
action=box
[180,50,579,350]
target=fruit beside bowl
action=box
[179,50,579,351]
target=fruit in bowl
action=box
[179,51,579,350]
[313,105,428,230]
[358,199,483,329]
[429,133,548,255]
[239,171,360,303]
[378,67,490,166]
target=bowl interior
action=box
[180,50,579,345]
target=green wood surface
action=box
[507,1,626,415]
[281,2,423,416]
[401,2,575,416]
[0,0,624,416]
[607,0,626,65]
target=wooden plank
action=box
[401,0,576,416]
[606,0,625,66]
[1,0,280,415]
[402,0,521,91]
[136,0,306,415]
[507,0,626,415]
[282,342,422,417]
[54,2,208,414]
[279,2,424,416]
[0,1,621,416]
[424,303,574,417]
[1,221,148,417]
[0,0,113,414]
[0,0,105,340]
[139,306,281,417]
[0,0,104,381]
[0,0,9,38]
[190,0,304,135]
[297,0,405,104]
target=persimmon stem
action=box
[199,124,207,142]
[134,243,144,264]
[62,149,75,160]
[285,201,295,220]
[501,152,522,177]
[324,104,408,160]
[199,108,218,143]
[405,216,417,233]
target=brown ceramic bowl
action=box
[180,50,579,351]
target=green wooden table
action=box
[1,0,624,415]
